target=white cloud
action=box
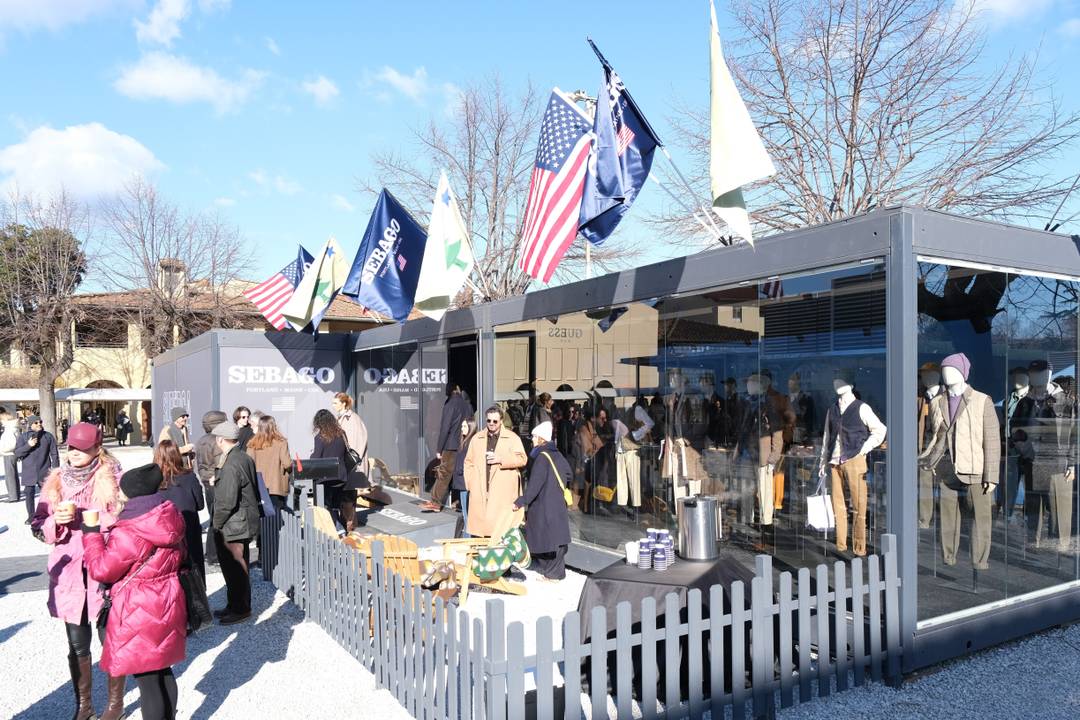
[302,75,339,106]
[0,122,163,199]
[330,194,354,212]
[134,0,189,47]
[115,52,264,113]
[214,196,235,207]
[1061,18,1080,36]
[248,169,301,195]
[371,66,430,102]
[0,0,135,34]
[197,0,230,12]
[265,36,280,55]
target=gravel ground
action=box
[773,623,1080,720]
[0,447,412,720]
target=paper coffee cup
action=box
[82,509,99,526]
[59,500,76,514]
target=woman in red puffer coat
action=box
[83,463,187,720]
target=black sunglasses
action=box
[485,418,501,424]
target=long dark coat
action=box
[14,430,59,487]
[515,443,572,554]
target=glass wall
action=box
[493,260,888,574]
[916,260,1080,622]
[354,343,422,488]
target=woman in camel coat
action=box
[463,407,527,537]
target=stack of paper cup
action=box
[638,540,653,569]
[653,546,668,571]
[625,540,639,565]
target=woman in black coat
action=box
[155,440,207,578]
[310,409,353,531]
[513,423,572,580]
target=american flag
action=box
[607,71,635,156]
[518,89,593,283]
[244,254,308,329]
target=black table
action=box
[576,554,757,701]
[577,554,755,640]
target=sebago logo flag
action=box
[413,170,475,321]
[710,0,775,245]
[280,237,348,333]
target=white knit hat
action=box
[531,421,553,442]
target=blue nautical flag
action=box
[578,39,663,246]
[342,189,428,323]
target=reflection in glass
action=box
[492,262,888,577]
[917,263,1079,622]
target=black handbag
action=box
[344,448,362,473]
[179,562,213,634]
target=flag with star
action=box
[413,170,475,321]
[342,189,428,323]
[280,237,348,333]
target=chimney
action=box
[158,258,187,296]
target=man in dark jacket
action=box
[195,410,228,565]
[211,420,261,624]
[159,407,194,469]
[514,422,572,580]
[421,383,473,512]
[14,415,59,523]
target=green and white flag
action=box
[281,237,348,332]
[413,170,475,320]
[710,1,774,245]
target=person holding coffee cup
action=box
[30,422,126,720]
[462,405,527,537]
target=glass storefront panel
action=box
[917,260,1080,622]
[355,344,422,487]
[493,260,888,575]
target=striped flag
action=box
[243,245,313,329]
[518,88,593,284]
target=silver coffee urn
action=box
[676,495,720,561]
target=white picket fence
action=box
[260,509,902,719]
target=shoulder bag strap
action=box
[109,547,157,597]
[541,452,567,493]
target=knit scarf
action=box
[61,456,101,490]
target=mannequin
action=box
[787,373,816,446]
[919,353,1000,569]
[761,370,795,513]
[818,369,887,557]
[1002,367,1030,520]
[917,362,944,529]
[1011,360,1074,553]
[734,372,783,529]
[662,371,699,499]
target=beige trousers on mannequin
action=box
[757,464,774,526]
[616,449,642,507]
[831,455,868,556]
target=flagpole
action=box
[648,174,723,243]
[658,146,734,246]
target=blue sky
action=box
[1,0,1079,285]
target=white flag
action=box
[710,1,774,245]
[414,171,475,320]
[281,237,348,332]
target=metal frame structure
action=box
[348,206,1080,671]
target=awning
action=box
[58,388,152,402]
[0,389,40,404]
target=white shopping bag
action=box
[806,491,835,531]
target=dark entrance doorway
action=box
[448,336,479,412]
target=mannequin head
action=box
[833,368,856,397]
[940,353,971,390]
[759,369,773,392]
[1028,360,1051,388]
[746,374,763,396]
[919,361,941,390]
[788,372,801,394]
[1010,367,1029,391]
[941,366,966,387]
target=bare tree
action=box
[0,190,90,435]
[101,178,254,358]
[656,0,1080,240]
[361,76,641,300]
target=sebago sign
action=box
[227,365,336,385]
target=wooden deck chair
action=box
[311,506,339,539]
[438,508,527,604]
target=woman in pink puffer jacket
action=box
[31,422,126,720]
[83,463,187,720]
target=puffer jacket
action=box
[83,495,187,676]
[31,459,122,623]
[0,418,19,456]
[213,444,261,542]
[920,386,1001,485]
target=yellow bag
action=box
[593,485,615,503]
[541,452,574,507]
